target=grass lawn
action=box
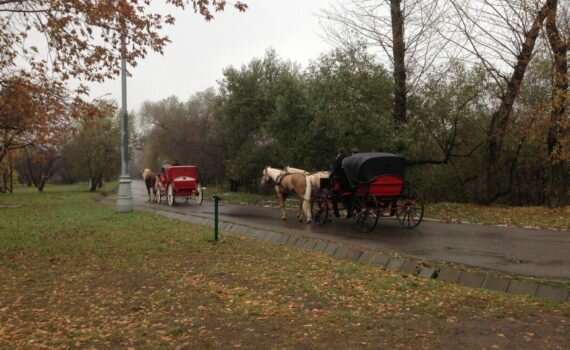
[0,184,569,349]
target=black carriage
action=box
[311,152,424,232]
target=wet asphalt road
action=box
[131,181,570,281]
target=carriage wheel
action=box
[167,184,176,207]
[311,196,328,226]
[396,186,424,229]
[156,188,162,204]
[195,183,203,205]
[351,194,379,233]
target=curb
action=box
[118,201,570,303]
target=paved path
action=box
[130,180,570,281]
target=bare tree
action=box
[321,0,452,124]
[14,146,63,192]
[544,0,568,207]
[447,0,552,204]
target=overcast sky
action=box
[87,0,336,112]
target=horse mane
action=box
[285,166,330,178]
[285,166,309,175]
[264,166,284,180]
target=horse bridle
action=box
[263,169,287,187]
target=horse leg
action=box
[302,200,312,224]
[280,197,287,220]
[153,178,160,203]
[146,184,151,202]
[276,187,286,220]
[304,176,312,224]
[297,201,304,222]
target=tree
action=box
[322,0,451,124]
[402,62,490,200]
[1,0,247,85]
[139,96,190,168]
[1,0,247,191]
[303,48,394,168]
[138,89,227,184]
[0,76,97,166]
[63,106,121,191]
[448,0,552,204]
[13,145,62,192]
[544,0,568,207]
[0,151,14,193]
[217,50,297,184]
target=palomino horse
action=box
[142,168,157,202]
[261,166,312,223]
[285,166,329,193]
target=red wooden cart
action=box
[155,165,203,206]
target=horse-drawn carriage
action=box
[155,165,203,206]
[311,152,424,232]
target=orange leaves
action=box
[1,0,247,167]
[1,0,246,85]
[0,74,105,166]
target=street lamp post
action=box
[116,14,133,213]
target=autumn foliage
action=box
[0,76,102,165]
[0,0,247,190]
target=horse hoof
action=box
[306,220,312,224]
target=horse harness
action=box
[274,172,305,197]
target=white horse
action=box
[261,166,312,223]
[285,166,330,193]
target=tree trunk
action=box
[475,1,550,204]
[545,0,568,208]
[37,176,47,192]
[8,152,13,193]
[1,169,5,193]
[391,0,407,124]
[89,177,98,192]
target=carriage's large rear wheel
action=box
[167,184,176,207]
[351,194,379,233]
[311,196,328,226]
[396,186,424,229]
[195,183,203,205]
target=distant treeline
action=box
[135,49,567,207]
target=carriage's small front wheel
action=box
[156,188,162,204]
[195,183,203,205]
[167,184,176,207]
[352,195,379,233]
[396,186,424,229]
[311,196,328,226]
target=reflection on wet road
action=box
[130,181,570,280]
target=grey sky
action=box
[88,0,334,112]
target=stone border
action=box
[123,202,570,303]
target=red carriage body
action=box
[155,165,203,206]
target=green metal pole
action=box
[213,196,220,242]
